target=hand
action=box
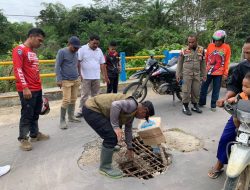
[176,76,180,82]
[56,81,62,89]
[125,149,134,161]
[202,76,207,81]
[23,87,32,99]
[104,76,110,84]
[216,98,226,107]
[222,75,228,81]
[114,127,122,142]
[227,97,237,104]
[118,65,121,72]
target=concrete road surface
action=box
[0,89,229,190]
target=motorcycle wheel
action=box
[123,82,147,103]
[176,91,182,101]
[223,166,250,190]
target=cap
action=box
[141,100,155,121]
[69,36,81,48]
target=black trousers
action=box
[82,106,117,148]
[18,90,42,140]
[107,76,119,93]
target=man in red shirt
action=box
[12,28,49,151]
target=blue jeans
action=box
[199,75,222,108]
[18,90,42,140]
[217,116,237,164]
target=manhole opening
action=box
[115,137,171,180]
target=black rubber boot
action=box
[191,103,202,113]
[99,146,123,179]
[182,103,192,116]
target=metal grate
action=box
[118,137,170,180]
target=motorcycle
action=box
[223,100,250,190]
[123,57,182,102]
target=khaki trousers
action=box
[61,79,81,108]
[182,74,201,104]
[78,79,100,113]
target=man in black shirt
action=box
[208,40,250,179]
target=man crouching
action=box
[82,93,155,178]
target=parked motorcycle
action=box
[123,58,182,102]
[223,100,250,190]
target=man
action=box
[55,36,81,129]
[76,34,109,117]
[208,40,250,179]
[176,34,206,116]
[82,93,155,178]
[105,41,121,93]
[240,36,250,61]
[199,30,231,112]
[12,28,49,151]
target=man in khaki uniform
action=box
[176,35,206,115]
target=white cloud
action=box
[0,0,93,23]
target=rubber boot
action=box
[191,103,202,113]
[182,103,192,116]
[99,146,123,179]
[60,107,68,129]
[68,104,81,122]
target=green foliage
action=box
[0,0,249,92]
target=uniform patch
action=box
[17,49,23,55]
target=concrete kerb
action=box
[0,80,137,107]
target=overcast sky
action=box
[0,0,94,23]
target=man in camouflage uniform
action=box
[176,34,206,115]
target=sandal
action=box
[208,167,224,179]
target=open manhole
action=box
[114,137,171,180]
[77,128,202,179]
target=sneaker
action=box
[211,108,217,112]
[75,112,83,118]
[20,139,32,151]
[30,132,50,142]
[182,105,192,116]
[191,104,202,113]
[0,165,11,177]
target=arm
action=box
[201,49,207,80]
[12,47,31,99]
[223,45,231,77]
[217,65,241,107]
[110,99,137,141]
[78,60,82,81]
[55,50,63,88]
[100,64,109,84]
[176,51,184,82]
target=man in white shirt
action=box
[76,34,109,117]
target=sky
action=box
[0,0,94,23]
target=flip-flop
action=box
[208,167,224,179]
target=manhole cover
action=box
[77,128,201,179]
[115,137,171,180]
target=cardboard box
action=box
[137,117,166,146]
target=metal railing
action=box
[0,53,170,81]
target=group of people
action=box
[2,27,250,181]
[177,31,250,179]
[176,30,231,116]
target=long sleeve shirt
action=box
[12,44,41,92]
[55,47,79,82]
[110,98,137,149]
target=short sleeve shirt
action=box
[78,44,105,79]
